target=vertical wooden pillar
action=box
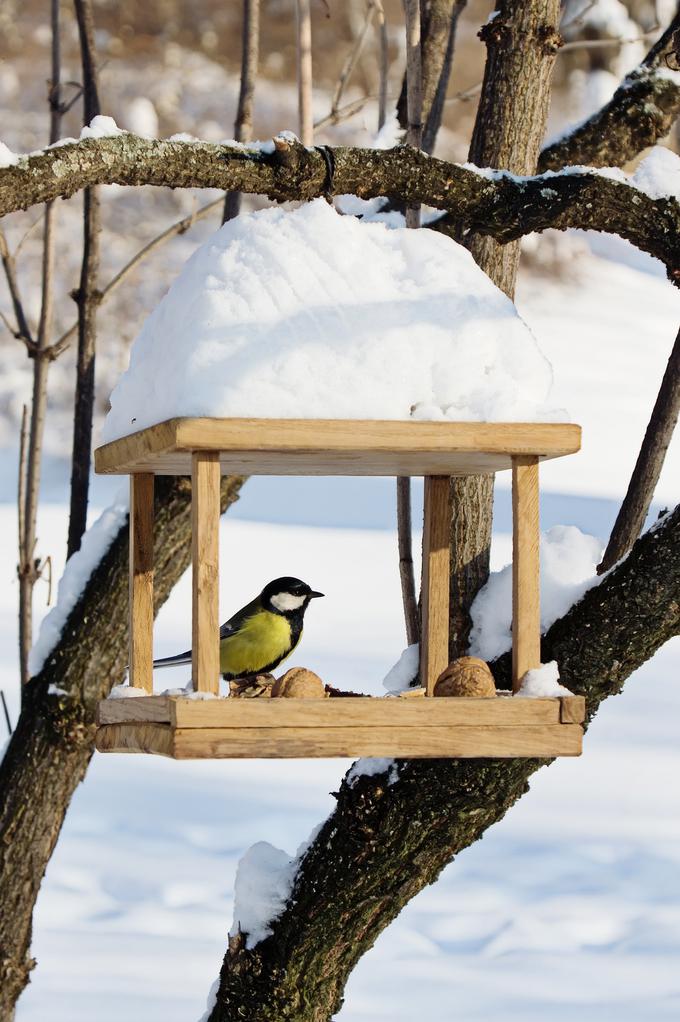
[512,455,541,692]
[192,451,221,694]
[129,473,154,693]
[420,476,451,695]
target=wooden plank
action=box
[97,695,571,728]
[95,418,582,476]
[170,724,583,759]
[560,695,586,723]
[192,452,221,694]
[512,456,541,693]
[95,722,174,757]
[97,695,171,725]
[420,476,451,695]
[129,473,154,694]
[100,452,555,478]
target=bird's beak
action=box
[309,591,324,599]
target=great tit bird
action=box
[152,577,324,680]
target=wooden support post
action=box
[420,476,451,695]
[129,473,154,693]
[512,455,541,692]
[192,452,221,694]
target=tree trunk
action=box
[468,0,562,297]
[0,475,243,1017]
[448,0,562,660]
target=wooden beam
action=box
[98,694,579,728]
[512,455,541,692]
[94,418,582,476]
[191,451,221,694]
[129,473,154,693]
[95,722,583,759]
[420,476,451,694]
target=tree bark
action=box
[0,475,243,1018]
[448,0,562,660]
[2,136,678,277]
[598,326,680,573]
[223,0,260,223]
[67,0,101,558]
[211,503,680,1022]
[468,0,563,297]
[539,10,680,172]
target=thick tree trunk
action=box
[468,0,562,296]
[212,504,680,1022]
[448,0,562,660]
[0,475,243,1017]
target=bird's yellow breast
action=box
[219,609,297,676]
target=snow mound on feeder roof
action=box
[101,199,564,442]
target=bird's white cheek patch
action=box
[271,592,306,612]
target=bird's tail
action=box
[152,650,192,669]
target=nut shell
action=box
[434,657,496,698]
[272,667,325,698]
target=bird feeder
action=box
[94,416,585,759]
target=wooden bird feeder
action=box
[94,417,585,759]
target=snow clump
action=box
[469,526,603,662]
[382,642,420,693]
[632,146,680,201]
[101,199,565,442]
[515,661,573,698]
[29,489,130,676]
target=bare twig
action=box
[561,32,658,53]
[375,0,388,131]
[0,229,35,350]
[67,0,101,559]
[17,0,63,687]
[296,0,314,145]
[0,690,12,737]
[396,0,423,646]
[560,0,596,32]
[404,0,422,226]
[17,406,28,558]
[314,93,374,131]
[224,0,260,223]
[423,0,467,154]
[397,476,419,645]
[49,196,223,360]
[329,2,376,124]
[599,326,680,573]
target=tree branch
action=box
[0,475,244,1016]
[48,196,223,360]
[598,325,680,573]
[2,135,678,278]
[212,502,680,1021]
[0,229,35,351]
[223,0,260,223]
[539,10,680,171]
[67,0,101,558]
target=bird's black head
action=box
[261,576,324,616]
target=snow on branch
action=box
[1,132,679,281]
[539,10,680,172]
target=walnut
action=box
[434,657,496,698]
[271,667,326,698]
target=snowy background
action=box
[1,0,680,1019]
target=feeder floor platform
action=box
[96,693,585,759]
[94,418,581,477]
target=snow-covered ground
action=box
[1,216,679,1022]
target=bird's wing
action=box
[219,596,261,639]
